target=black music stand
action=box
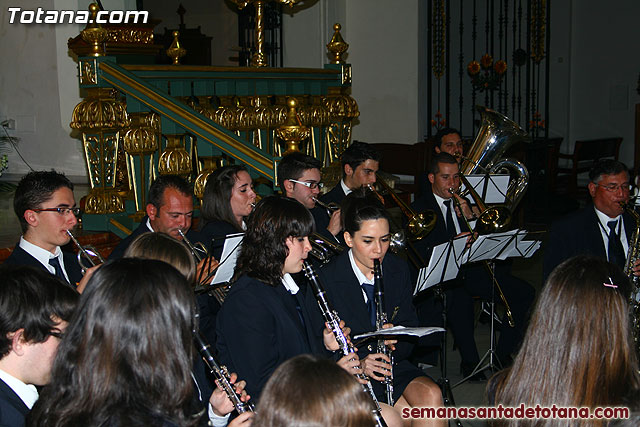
[415,236,468,427]
[453,230,540,388]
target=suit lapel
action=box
[275,284,310,348]
[335,254,375,333]
[0,377,30,417]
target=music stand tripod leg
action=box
[453,261,504,388]
[435,288,463,427]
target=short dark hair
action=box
[0,265,78,358]
[277,152,322,186]
[434,127,461,149]
[342,187,390,235]
[428,152,459,175]
[13,170,74,233]
[147,175,193,209]
[200,165,248,232]
[589,159,629,183]
[341,141,381,177]
[235,196,313,287]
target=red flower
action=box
[481,54,493,69]
[467,60,481,76]
[494,60,507,75]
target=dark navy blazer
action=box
[0,377,30,426]
[3,245,82,289]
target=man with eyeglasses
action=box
[0,265,78,426]
[4,171,83,287]
[109,174,194,260]
[277,152,342,241]
[544,159,640,280]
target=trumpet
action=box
[366,180,436,240]
[308,232,345,264]
[447,188,515,328]
[312,197,340,217]
[178,229,228,304]
[177,229,208,262]
[66,230,105,274]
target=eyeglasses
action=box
[48,329,65,339]
[33,207,81,216]
[594,183,631,193]
[288,179,324,190]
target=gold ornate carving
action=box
[166,31,187,65]
[71,86,129,214]
[194,156,224,200]
[276,97,310,154]
[530,0,546,63]
[322,87,360,120]
[79,59,98,85]
[85,190,126,214]
[159,134,191,176]
[81,4,107,57]
[230,0,299,67]
[327,23,349,64]
[70,88,129,130]
[342,64,352,85]
[123,112,160,213]
[105,28,154,44]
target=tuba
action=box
[460,106,530,211]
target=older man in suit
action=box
[108,175,195,260]
[544,159,640,280]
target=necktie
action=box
[607,220,626,268]
[444,199,456,238]
[49,256,68,283]
[361,282,376,327]
[289,292,306,329]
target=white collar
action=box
[433,192,451,209]
[594,206,622,228]
[0,369,39,409]
[341,179,352,196]
[145,217,154,232]
[348,249,373,285]
[282,273,299,295]
[18,236,62,267]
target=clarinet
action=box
[302,262,388,427]
[373,258,394,406]
[193,330,255,414]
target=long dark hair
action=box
[200,165,248,231]
[253,354,376,426]
[490,255,639,426]
[234,196,313,287]
[28,258,199,427]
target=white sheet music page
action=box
[211,235,243,284]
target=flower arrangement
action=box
[467,54,508,92]
[431,111,446,130]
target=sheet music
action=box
[354,326,445,340]
[211,235,243,285]
[464,230,519,263]
[415,236,468,294]
[462,174,510,204]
